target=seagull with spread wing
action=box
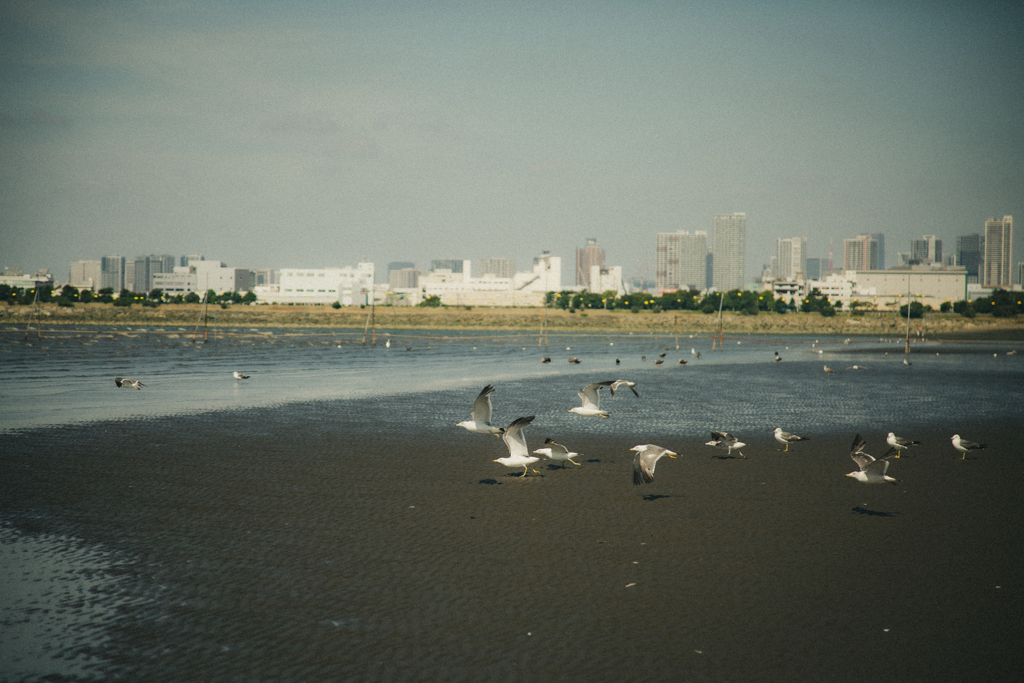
[631,444,677,485]
[456,384,503,437]
[846,434,898,484]
[494,416,539,477]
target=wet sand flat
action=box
[2,393,1022,682]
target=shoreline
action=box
[3,302,1023,337]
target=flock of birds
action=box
[452,380,989,486]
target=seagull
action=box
[569,380,635,417]
[902,359,911,366]
[773,428,809,452]
[846,434,897,484]
[885,432,921,458]
[456,384,503,437]
[533,438,582,468]
[385,338,391,348]
[494,416,539,476]
[951,434,986,460]
[233,371,250,380]
[691,348,697,355]
[824,365,835,375]
[706,431,747,458]
[114,377,144,390]
[631,444,677,485]
[845,365,868,370]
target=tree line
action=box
[0,284,256,308]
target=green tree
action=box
[149,288,163,301]
[242,291,257,304]
[184,291,201,304]
[898,301,924,319]
[419,295,441,307]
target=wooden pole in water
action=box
[904,272,911,355]
[674,315,679,351]
[539,294,547,348]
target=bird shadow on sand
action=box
[851,506,899,517]
[586,458,603,463]
[478,478,502,485]
[642,494,673,501]
[711,455,745,460]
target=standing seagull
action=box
[846,434,897,484]
[114,377,144,390]
[824,365,835,375]
[706,431,747,458]
[456,384,503,437]
[533,438,582,468]
[569,380,637,418]
[632,444,677,485]
[773,428,809,452]
[494,416,539,476]
[885,432,921,458]
[951,434,986,460]
[233,371,250,380]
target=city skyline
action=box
[3,2,1022,281]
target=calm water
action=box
[2,325,1022,682]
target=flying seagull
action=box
[885,432,921,458]
[631,444,677,485]
[569,380,638,418]
[533,438,582,468]
[773,428,809,452]
[706,431,747,458]
[951,434,986,460]
[846,434,897,484]
[233,371,250,380]
[456,384,503,437]
[494,416,539,476]
[114,377,144,390]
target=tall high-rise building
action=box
[576,238,605,288]
[956,234,985,283]
[388,261,415,275]
[776,237,808,280]
[100,255,125,292]
[477,258,516,279]
[656,230,707,292]
[843,235,879,270]
[430,259,463,273]
[805,258,822,280]
[69,260,102,289]
[870,233,885,270]
[983,216,1013,288]
[182,254,204,267]
[911,235,942,264]
[711,213,745,291]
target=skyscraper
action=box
[100,255,125,292]
[711,213,745,291]
[775,237,808,280]
[871,233,886,270]
[843,235,878,270]
[911,235,942,264]
[983,216,1013,288]
[956,234,985,283]
[576,238,605,288]
[430,259,463,273]
[656,230,707,292]
[477,258,516,278]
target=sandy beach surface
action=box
[3,356,1023,681]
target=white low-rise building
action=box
[257,263,375,305]
[589,265,626,297]
[411,253,563,307]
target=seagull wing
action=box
[114,377,124,387]
[544,439,570,457]
[502,416,535,458]
[610,379,639,397]
[711,431,737,443]
[633,446,660,484]
[851,434,867,455]
[851,453,876,471]
[471,384,495,424]
[579,382,609,409]
[866,458,890,476]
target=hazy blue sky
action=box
[2,0,1022,285]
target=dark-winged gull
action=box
[773,428,809,452]
[456,384,503,437]
[632,444,677,485]
[233,371,250,380]
[706,431,746,458]
[846,434,897,484]
[533,438,582,468]
[885,432,921,458]
[951,434,986,459]
[114,377,144,390]
[494,416,539,476]
[569,380,638,417]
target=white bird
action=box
[706,431,747,458]
[114,377,144,390]
[456,384,503,437]
[824,365,835,375]
[951,434,986,460]
[533,438,582,468]
[385,339,391,348]
[631,444,677,485]
[494,416,539,476]
[846,434,897,484]
[773,428,809,452]
[569,380,638,418]
[691,347,697,355]
[845,365,868,370]
[885,432,921,458]
[233,371,250,380]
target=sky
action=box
[2,0,1022,286]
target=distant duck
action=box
[615,358,621,365]
[678,359,687,365]
[659,352,666,358]
[654,359,664,365]
[697,352,702,359]
[641,356,646,361]
[774,351,782,362]
[568,357,581,364]
[903,359,911,366]
[541,357,552,363]
[233,371,250,380]
[114,377,144,390]
[824,365,835,375]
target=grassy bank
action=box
[3,302,1023,337]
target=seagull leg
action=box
[569,458,581,466]
[521,466,529,477]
